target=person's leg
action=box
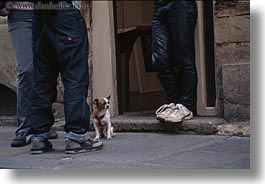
[168,1,198,112]
[8,10,33,147]
[8,11,58,147]
[30,11,62,154]
[163,1,197,123]
[56,9,90,135]
[55,8,102,154]
[30,11,59,137]
[152,4,179,104]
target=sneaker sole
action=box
[11,141,28,147]
[165,112,193,123]
[65,145,103,154]
[30,147,53,154]
[30,143,53,154]
[156,116,165,122]
[30,150,45,154]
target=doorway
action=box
[114,1,166,113]
[113,1,217,115]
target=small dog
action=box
[93,95,114,140]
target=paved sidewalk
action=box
[0,127,250,169]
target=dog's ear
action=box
[93,99,99,105]
[107,95,111,101]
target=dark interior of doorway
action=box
[113,1,167,114]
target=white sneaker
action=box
[155,103,176,121]
[164,104,193,123]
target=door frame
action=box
[195,1,217,116]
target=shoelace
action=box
[155,104,169,115]
[172,104,187,116]
[169,104,181,115]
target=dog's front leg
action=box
[93,120,100,140]
[106,122,112,140]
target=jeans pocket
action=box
[57,15,81,43]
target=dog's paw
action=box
[94,137,100,141]
[107,136,112,140]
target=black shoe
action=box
[30,137,53,154]
[11,132,28,147]
[65,138,103,154]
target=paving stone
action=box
[144,151,248,169]
[211,155,250,169]
[216,121,250,137]
[194,136,250,154]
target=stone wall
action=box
[0,16,64,118]
[214,0,250,121]
[0,16,17,92]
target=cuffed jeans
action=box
[30,9,90,139]
[8,10,34,136]
[152,0,198,111]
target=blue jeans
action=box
[31,9,90,137]
[8,10,34,136]
[152,0,197,111]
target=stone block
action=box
[215,1,250,18]
[215,15,250,44]
[215,42,250,66]
[0,24,17,90]
[216,121,250,137]
[0,24,16,64]
[222,63,250,121]
[0,17,7,25]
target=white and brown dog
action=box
[93,95,114,140]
